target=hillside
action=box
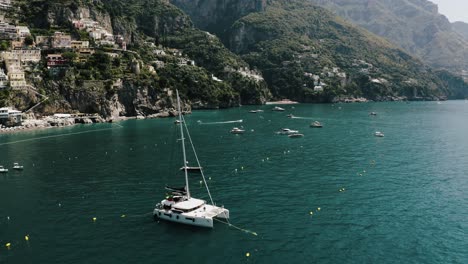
[452,21,468,41]
[308,0,468,75]
[0,0,270,118]
[172,0,468,101]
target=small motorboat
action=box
[310,121,323,128]
[272,106,285,112]
[374,131,385,137]
[276,128,299,135]
[288,133,304,138]
[13,163,23,170]
[230,127,245,134]
[180,166,203,172]
[287,114,294,118]
[174,120,183,124]
[0,166,8,173]
[369,112,377,116]
[249,110,264,113]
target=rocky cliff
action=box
[2,0,270,118]
[169,0,468,101]
[453,21,468,41]
[171,0,266,37]
[309,0,468,74]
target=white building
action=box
[0,0,12,9]
[0,68,8,89]
[314,85,324,92]
[15,26,31,37]
[0,107,22,124]
[11,49,41,62]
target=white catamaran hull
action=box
[153,204,229,228]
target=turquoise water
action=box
[0,101,467,263]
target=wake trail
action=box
[0,125,123,146]
[198,119,243,125]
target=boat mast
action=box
[176,90,190,199]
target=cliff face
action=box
[3,0,271,117]
[453,21,468,41]
[309,0,468,73]
[24,76,178,119]
[170,0,266,36]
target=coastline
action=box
[0,97,451,135]
[0,111,186,135]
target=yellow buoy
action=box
[246,252,250,257]
[241,166,244,170]
[25,235,29,241]
[92,217,97,222]
[5,242,11,248]
[309,211,314,215]
[121,214,126,218]
[317,207,321,211]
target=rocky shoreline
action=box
[0,110,190,134]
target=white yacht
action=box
[153,90,229,228]
[179,165,203,172]
[374,131,385,137]
[13,163,23,170]
[0,166,8,173]
[272,106,285,111]
[230,127,245,134]
[276,128,299,135]
[310,121,323,128]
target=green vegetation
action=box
[225,0,465,101]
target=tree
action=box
[62,51,77,63]
[24,35,34,46]
[0,40,9,51]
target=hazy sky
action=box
[430,0,468,22]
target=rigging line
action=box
[0,125,123,147]
[213,218,258,236]
[182,115,232,225]
[181,114,215,206]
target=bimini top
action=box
[173,198,205,211]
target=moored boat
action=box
[374,131,385,137]
[230,127,245,134]
[272,106,285,112]
[153,90,229,228]
[0,166,8,173]
[179,166,203,172]
[276,128,299,135]
[13,163,23,170]
[310,121,323,128]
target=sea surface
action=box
[0,101,467,263]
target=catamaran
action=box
[153,90,229,228]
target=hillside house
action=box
[71,40,89,50]
[47,54,67,67]
[4,58,21,73]
[15,26,30,37]
[12,49,41,62]
[0,0,11,9]
[8,71,26,89]
[52,32,71,48]
[0,68,8,89]
[0,107,22,125]
[0,22,16,39]
[314,85,324,92]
